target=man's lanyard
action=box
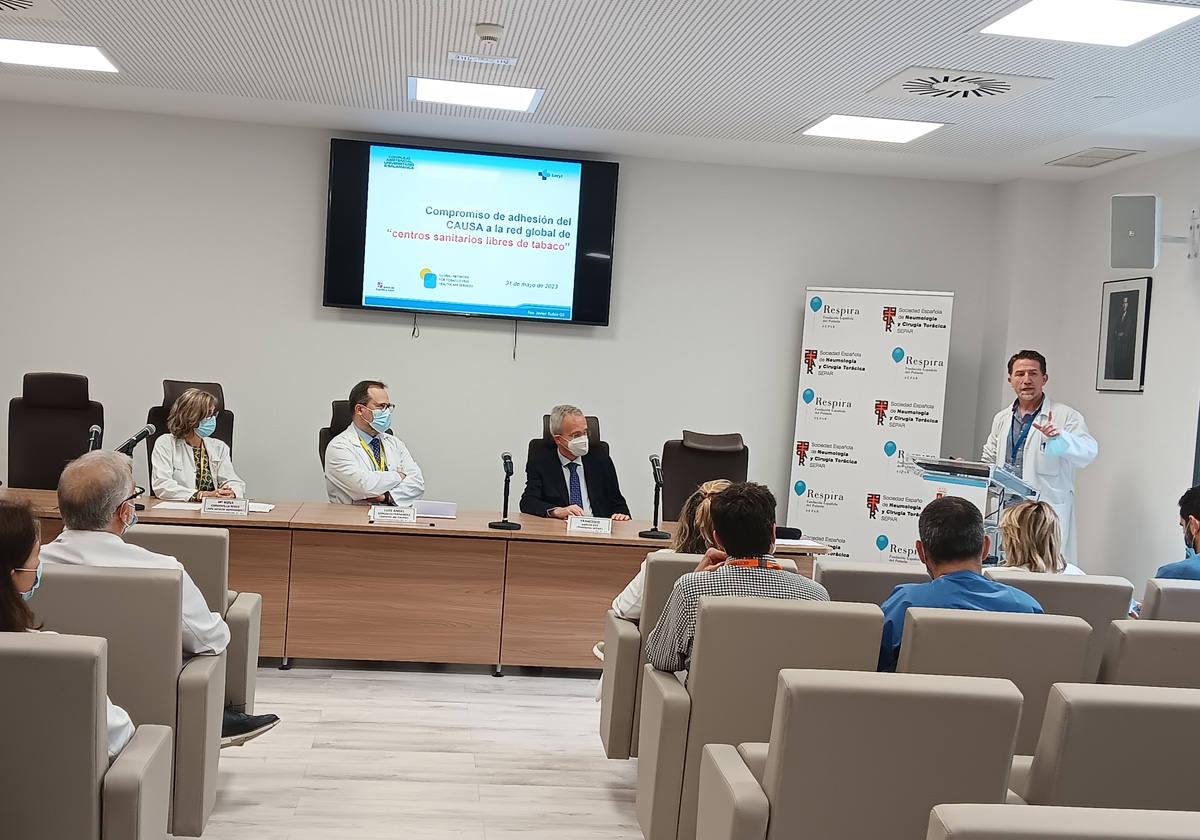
[358,437,387,471]
[1008,398,1043,463]
[726,556,783,571]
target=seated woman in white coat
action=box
[324,380,425,505]
[151,388,246,501]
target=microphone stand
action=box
[489,469,521,531]
[639,464,670,540]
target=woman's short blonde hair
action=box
[167,388,218,438]
[671,479,732,554]
[999,500,1066,573]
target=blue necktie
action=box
[369,437,383,468]
[567,462,583,509]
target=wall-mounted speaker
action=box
[1111,194,1161,270]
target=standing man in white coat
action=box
[324,380,425,505]
[982,350,1098,567]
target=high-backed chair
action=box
[1100,619,1200,689]
[898,608,1091,755]
[318,399,352,467]
[695,670,1022,840]
[31,566,226,837]
[125,524,262,712]
[0,633,174,840]
[637,598,883,840]
[1014,682,1200,810]
[1142,578,1200,621]
[7,372,104,489]
[985,569,1134,679]
[929,804,1200,840]
[144,380,234,492]
[660,431,749,522]
[813,558,930,605]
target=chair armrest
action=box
[1008,754,1034,802]
[173,652,226,837]
[637,665,693,840]
[102,724,173,840]
[600,610,642,759]
[697,744,769,840]
[223,591,262,713]
[736,742,769,786]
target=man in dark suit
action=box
[520,404,632,520]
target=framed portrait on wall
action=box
[1096,276,1152,392]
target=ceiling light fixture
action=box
[407,77,542,112]
[981,0,1200,47]
[0,37,117,71]
[802,114,944,143]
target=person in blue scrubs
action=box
[1153,486,1200,580]
[878,496,1043,671]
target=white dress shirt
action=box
[324,424,425,505]
[39,529,230,655]
[558,451,592,517]
[151,434,246,500]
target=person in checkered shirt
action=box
[644,482,828,677]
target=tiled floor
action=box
[197,666,638,840]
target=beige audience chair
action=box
[600,552,801,760]
[985,569,1133,679]
[1100,619,1200,689]
[898,607,1091,754]
[637,598,883,840]
[126,524,263,712]
[928,804,1200,840]
[1012,682,1200,810]
[32,566,226,838]
[0,632,174,840]
[813,558,930,605]
[1142,578,1200,621]
[695,669,1022,840]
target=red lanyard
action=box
[726,557,783,571]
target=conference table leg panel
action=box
[228,528,292,658]
[286,531,505,664]
[501,541,649,669]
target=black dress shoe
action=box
[221,709,280,748]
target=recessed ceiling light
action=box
[981,0,1200,47]
[802,114,944,143]
[407,77,543,112]
[0,38,117,72]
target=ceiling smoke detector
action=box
[474,22,504,46]
[870,66,1052,102]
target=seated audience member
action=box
[645,482,828,677]
[879,496,1043,672]
[999,501,1083,575]
[325,380,425,505]
[611,479,731,623]
[520,404,631,521]
[0,499,134,762]
[151,387,246,501]
[1154,486,1200,580]
[40,451,279,747]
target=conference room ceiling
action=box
[3,0,1200,182]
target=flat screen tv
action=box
[323,138,619,326]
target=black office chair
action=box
[526,413,608,465]
[8,373,104,490]
[144,380,234,493]
[660,431,749,521]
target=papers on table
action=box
[153,501,275,513]
[776,538,829,550]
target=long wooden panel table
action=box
[3,488,828,669]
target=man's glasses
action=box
[124,486,146,504]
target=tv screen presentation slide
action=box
[362,145,584,321]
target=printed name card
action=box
[567,515,613,535]
[201,497,249,517]
[369,505,418,525]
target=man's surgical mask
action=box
[121,503,138,535]
[369,407,392,434]
[566,435,589,458]
[196,416,217,438]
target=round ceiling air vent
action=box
[901,75,1013,98]
[0,0,37,10]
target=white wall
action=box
[0,101,999,517]
[994,162,1200,590]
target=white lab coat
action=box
[981,398,1098,567]
[39,529,231,655]
[151,434,246,500]
[324,424,425,505]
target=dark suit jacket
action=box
[519,440,631,518]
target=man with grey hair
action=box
[40,451,279,746]
[520,404,631,520]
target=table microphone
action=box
[115,424,155,456]
[501,451,515,478]
[87,424,103,452]
[639,454,671,540]
[489,451,521,531]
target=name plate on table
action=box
[369,505,417,525]
[567,515,613,535]
[201,497,249,517]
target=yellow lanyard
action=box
[358,437,387,471]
